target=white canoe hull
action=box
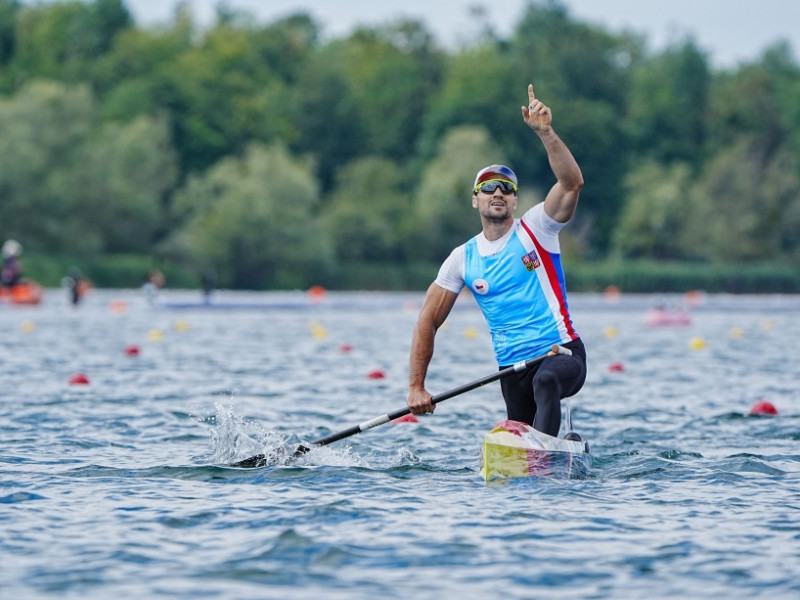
[480,420,592,482]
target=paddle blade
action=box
[231,444,311,468]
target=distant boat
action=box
[644,307,692,327]
[0,280,43,305]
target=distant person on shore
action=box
[1,239,24,288]
[406,83,587,439]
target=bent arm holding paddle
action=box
[407,283,459,416]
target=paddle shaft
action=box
[307,344,571,448]
[232,344,571,467]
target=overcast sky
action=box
[114,0,800,68]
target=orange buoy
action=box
[685,290,705,307]
[603,285,621,304]
[308,285,327,303]
[108,299,128,314]
[68,373,90,385]
[749,400,778,416]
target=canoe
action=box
[480,419,591,482]
[0,281,43,305]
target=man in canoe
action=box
[406,84,587,438]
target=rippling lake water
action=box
[2,289,799,599]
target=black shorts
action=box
[498,338,587,427]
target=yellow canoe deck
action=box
[480,420,591,482]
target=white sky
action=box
[117,0,800,68]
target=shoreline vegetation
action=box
[25,253,800,294]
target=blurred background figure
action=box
[142,268,165,304]
[201,269,217,303]
[62,266,92,306]
[1,239,24,288]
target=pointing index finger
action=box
[529,83,536,103]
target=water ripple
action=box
[2,291,800,599]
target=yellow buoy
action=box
[463,326,479,339]
[760,318,774,332]
[729,327,745,340]
[603,325,619,339]
[20,320,36,333]
[174,319,190,332]
[689,337,706,350]
[308,320,328,340]
[147,329,164,342]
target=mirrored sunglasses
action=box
[474,179,518,195]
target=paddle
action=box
[231,344,572,468]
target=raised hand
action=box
[521,83,552,132]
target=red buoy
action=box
[367,369,386,379]
[338,343,353,353]
[749,400,778,416]
[608,362,625,372]
[68,373,90,385]
[124,344,140,356]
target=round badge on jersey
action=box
[472,278,489,295]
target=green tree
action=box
[0,80,95,251]
[0,0,20,71]
[0,80,177,255]
[417,43,515,162]
[326,21,443,161]
[165,143,327,288]
[92,9,194,118]
[626,40,710,166]
[159,13,317,176]
[61,115,178,253]
[288,57,368,191]
[409,125,508,261]
[683,138,800,261]
[611,161,693,259]
[11,0,131,84]
[708,43,800,158]
[322,157,412,263]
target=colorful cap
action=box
[473,165,518,190]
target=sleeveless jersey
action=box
[437,203,578,365]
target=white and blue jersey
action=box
[435,203,578,365]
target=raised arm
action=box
[521,83,584,223]
[407,283,459,415]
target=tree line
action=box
[1,0,799,291]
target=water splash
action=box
[296,444,367,468]
[201,402,369,468]
[205,402,292,465]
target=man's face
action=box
[472,180,518,222]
